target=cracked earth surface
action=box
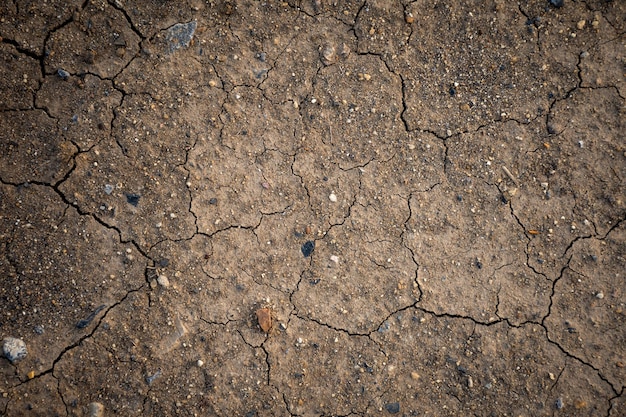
[0,0,624,416]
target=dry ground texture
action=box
[0,0,625,416]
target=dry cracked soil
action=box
[0,0,625,416]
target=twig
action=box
[502,166,519,186]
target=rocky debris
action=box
[165,21,197,54]
[301,241,315,257]
[2,337,27,363]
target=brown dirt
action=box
[1,1,624,416]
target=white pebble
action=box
[596,292,604,299]
[329,192,337,202]
[197,359,204,367]
[87,402,104,417]
[2,337,27,363]
[157,275,170,288]
[330,255,339,263]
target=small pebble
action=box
[165,21,197,54]
[301,241,315,257]
[157,275,170,288]
[550,0,564,8]
[330,255,339,263]
[329,192,337,202]
[197,359,204,367]
[125,193,140,206]
[256,308,272,333]
[34,325,44,335]
[2,337,27,363]
[384,402,400,414]
[595,292,604,299]
[87,402,104,417]
[320,45,336,65]
[57,69,70,80]
[104,184,114,195]
[576,20,586,30]
[556,397,563,409]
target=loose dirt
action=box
[1,1,624,416]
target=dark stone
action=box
[209,197,218,205]
[555,397,563,409]
[126,193,140,206]
[550,0,564,8]
[159,258,169,267]
[385,402,400,414]
[301,240,315,257]
[165,21,197,54]
[57,69,70,80]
